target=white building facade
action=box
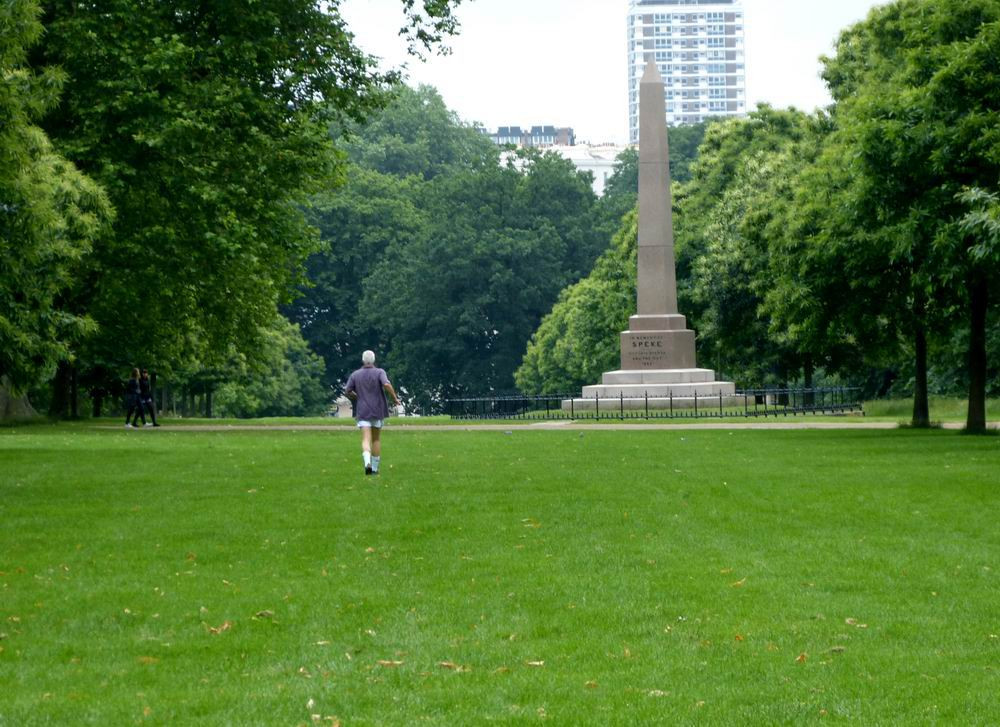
[500,144,627,197]
[627,0,747,141]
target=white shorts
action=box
[357,419,383,429]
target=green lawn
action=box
[1,425,998,725]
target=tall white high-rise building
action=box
[627,0,747,141]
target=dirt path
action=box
[112,420,997,432]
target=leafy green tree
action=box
[361,149,601,402]
[31,0,464,414]
[515,212,637,394]
[818,0,1000,431]
[0,0,111,415]
[340,84,495,180]
[289,86,602,402]
[213,317,328,418]
[284,85,491,387]
[287,166,429,388]
[676,107,812,279]
[667,120,713,184]
[685,110,825,386]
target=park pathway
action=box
[120,420,997,432]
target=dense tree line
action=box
[2,0,463,418]
[286,85,615,407]
[6,0,996,426]
[518,0,999,432]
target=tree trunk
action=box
[206,389,213,418]
[49,360,72,419]
[1,377,39,420]
[912,320,930,428]
[966,272,988,433]
[92,392,103,418]
[70,364,79,419]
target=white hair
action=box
[362,350,376,365]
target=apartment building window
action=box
[707,37,724,47]
[709,76,725,86]
[708,24,724,35]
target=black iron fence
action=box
[444,387,863,421]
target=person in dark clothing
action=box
[344,350,402,475]
[139,369,160,426]
[125,368,146,428]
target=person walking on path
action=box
[344,350,402,475]
[139,369,160,427]
[124,368,146,428]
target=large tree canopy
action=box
[817,0,1000,430]
[286,84,606,405]
[1,0,111,403]
[27,0,463,414]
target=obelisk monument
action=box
[565,59,734,409]
[621,58,695,370]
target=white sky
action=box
[341,0,887,145]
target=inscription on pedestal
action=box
[620,329,696,370]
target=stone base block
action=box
[601,368,717,385]
[581,381,736,399]
[561,393,746,412]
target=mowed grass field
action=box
[1,424,998,725]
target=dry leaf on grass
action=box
[795,652,808,663]
[208,620,233,634]
[376,659,403,667]
[525,660,545,667]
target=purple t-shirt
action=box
[345,366,390,421]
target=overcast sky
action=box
[341,0,887,144]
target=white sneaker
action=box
[125,423,134,428]
[143,423,153,427]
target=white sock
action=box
[372,456,380,473]
[363,451,371,467]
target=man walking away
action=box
[344,350,402,475]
